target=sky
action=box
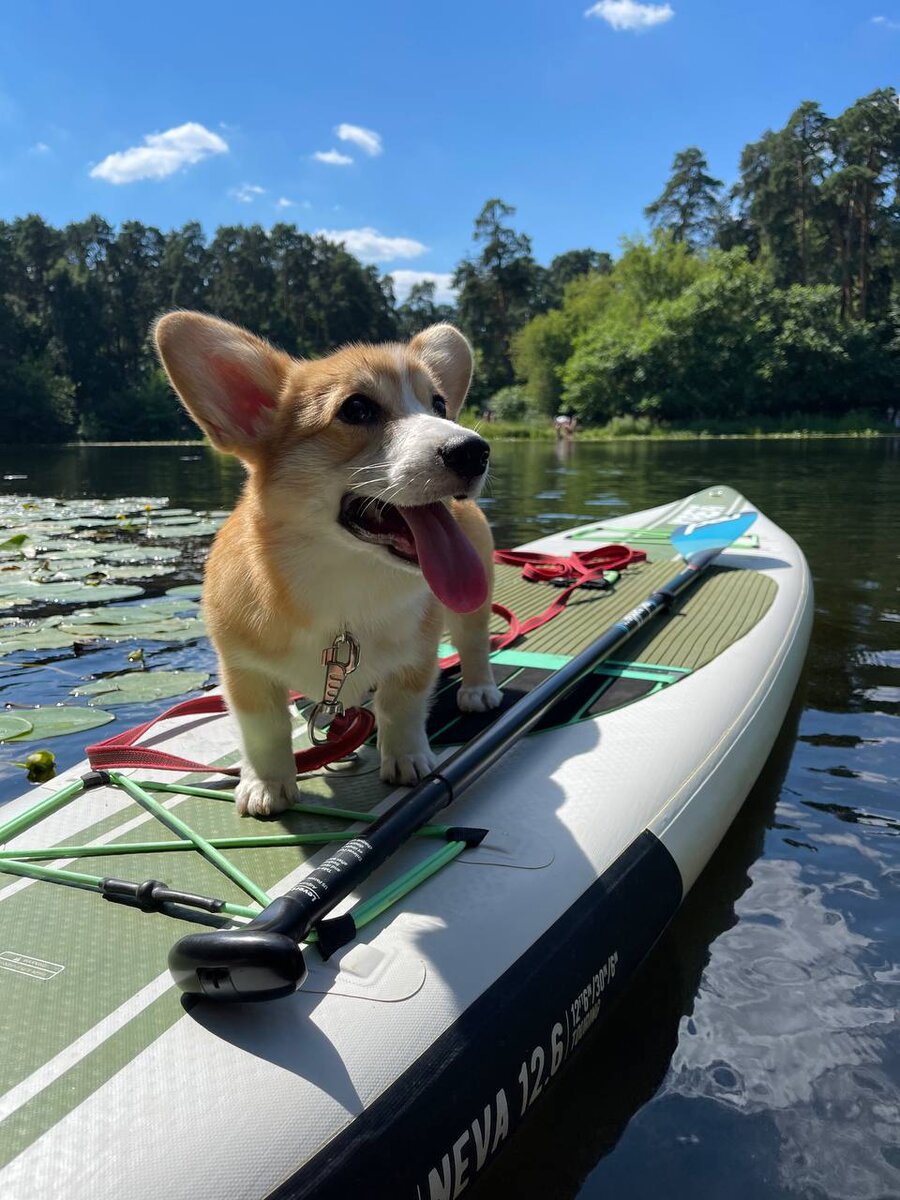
[0,0,896,302]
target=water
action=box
[1,437,898,1199]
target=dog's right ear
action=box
[153,312,291,456]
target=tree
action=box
[160,222,209,310]
[561,250,896,424]
[645,148,724,247]
[453,199,544,401]
[542,249,612,308]
[513,233,703,415]
[737,103,831,287]
[822,89,900,321]
[396,281,456,339]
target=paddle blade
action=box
[672,511,757,563]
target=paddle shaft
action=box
[269,547,722,947]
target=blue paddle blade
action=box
[671,511,758,562]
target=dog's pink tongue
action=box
[396,502,488,614]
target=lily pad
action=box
[2,706,115,740]
[0,628,75,656]
[57,617,206,642]
[166,584,203,598]
[0,714,33,741]
[0,582,144,606]
[71,669,210,706]
[61,603,198,626]
[145,522,222,539]
[103,545,181,563]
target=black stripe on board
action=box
[269,830,683,1200]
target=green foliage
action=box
[645,148,724,246]
[396,281,455,339]
[486,385,540,421]
[453,199,545,402]
[513,233,702,414]
[561,251,898,423]
[0,217,400,442]
[734,89,900,322]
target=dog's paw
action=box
[379,747,437,786]
[457,682,503,713]
[235,773,299,818]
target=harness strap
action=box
[85,694,375,776]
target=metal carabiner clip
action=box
[308,632,361,745]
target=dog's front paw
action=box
[379,747,437,786]
[457,682,503,713]
[235,772,299,818]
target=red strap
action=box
[437,544,645,669]
[85,692,375,776]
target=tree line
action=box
[0,87,896,442]
[481,88,900,422]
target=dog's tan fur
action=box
[154,312,500,817]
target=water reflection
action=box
[665,852,898,1198]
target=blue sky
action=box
[1,1,896,301]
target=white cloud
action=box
[275,196,295,209]
[230,182,265,203]
[90,121,228,184]
[28,141,51,155]
[313,148,353,166]
[390,270,457,305]
[317,226,428,263]
[585,0,674,31]
[335,123,383,157]
[871,14,900,29]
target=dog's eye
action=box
[432,395,448,418]
[338,394,380,425]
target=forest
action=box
[0,88,897,442]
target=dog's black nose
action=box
[438,435,490,481]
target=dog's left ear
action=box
[410,324,474,418]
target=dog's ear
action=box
[410,324,474,418]
[154,312,291,456]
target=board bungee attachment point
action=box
[168,511,758,1003]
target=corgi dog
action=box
[153,313,501,818]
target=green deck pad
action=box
[488,559,776,672]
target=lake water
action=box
[1,437,899,1199]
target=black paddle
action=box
[169,510,758,1002]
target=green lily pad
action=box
[103,545,181,563]
[0,628,75,656]
[2,706,115,740]
[145,519,223,538]
[0,715,33,741]
[71,669,210,706]
[57,617,206,641]
[0,582,144,605]
[61,603,197,626]
[165,584,203,598]
[101,564,176,580]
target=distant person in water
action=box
[554,410,578,440]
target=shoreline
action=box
[39,430,899,447]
